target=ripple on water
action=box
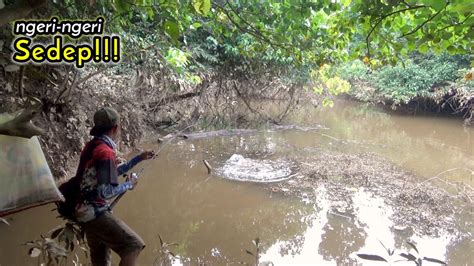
[217,154,294,183]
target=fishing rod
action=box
[110,123,196,209]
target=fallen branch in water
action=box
[414,167,474,203]
[416,168,474,187]
[318,132,390,148]
[159,125,327,141]
[203,160,212,174]
[0,218,9,225]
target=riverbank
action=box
[336,54,473,126]
[1,65,312,179]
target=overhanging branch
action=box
[399,6,445,38]
[212,2,291,52]
[365,5,426,58]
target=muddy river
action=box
[0,100,472,265]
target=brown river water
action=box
[0,100,472,265]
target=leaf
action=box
[340,0,351,7]
[419,43,429,53]
[313,87,324,94]
[23,241,36,246]
[400,253,417,261]
[0,217,9,225]
[192,0,211,16]
[158,234,164,246]
[4,64,20,72]
[80,246,89,258]
[253,237,260,246]
[356,254,388,262]
[245,250,254,256]
[50,227,63,239]
[465,72,473,81]
[73,226,84,242]
[163,20,180,41]
[429,0,445,11]
[378,240,390,255]
[29,247,41,258]
[73,254,79,266]
[407,241,419,254]
[322,98,334,108]
[191,22,202,29]
[114,0,129,13]
[423,257,447,265]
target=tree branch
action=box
[399,6,445,38]
[435,13,472,33]
[213,2,290,52]
[148,91,202,108]
[365,5,426,58]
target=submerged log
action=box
[203,160,212,174]
[181,129,257,139]
[158,124,327,142]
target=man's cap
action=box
[90,107,120,136]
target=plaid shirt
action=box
[74,136,142,222]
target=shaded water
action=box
[0,100,472,265]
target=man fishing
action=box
[74,107,154,266]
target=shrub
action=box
[337,60,372,82]
[339,53,471,105]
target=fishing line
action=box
[110,122,197,208]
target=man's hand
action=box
[140,150,155,160]
[128,173,139,190]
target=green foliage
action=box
[165,48,190,71]
[3,0,471,93]
[47,0,473,74]
[337,60,372,82]
[25,222,88,265]
[311,64,351,107]
[192,0,211,17]
[375,63,433,104]
[357,240,447,265]
[340,53,472,105]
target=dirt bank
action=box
[267,149,473,238]
[1,62,313,179]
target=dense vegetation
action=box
[337,53,473,122]
[0,0,473,173]
[2,0,473,85]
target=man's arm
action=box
[97,182,133,200]
[117,151,155,175]
[117,155,143,175]
[95,147,133,199]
